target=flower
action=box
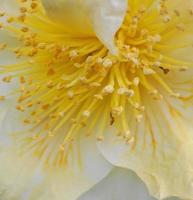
[0,0,193,199]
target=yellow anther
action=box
[23,119,30,124]
[133,77,140,86]
[59,144,65,151]
[69,50,78,58]
[31,2,38,10]
[16,105,25,112]
[94,94,103,100]
[2,76,12,83]
[176,23,185,31]
[7,17,14,23]
[103,85,114,94]
[124,130,131,139]
[67,91,74,99]
[82,110,90,118]
[0,96,5,101]
[20,7,27,13]
[85,56,93,63]
[117,87,128,95]
[0,43,7,50]
[97,136,104,141]
[21,26,29,32]
[0,12,5,17]
[126,136,135,144]
[89,82,101,87]
[102,58,113,68]
[143,68,156,75]
[112,106,123,116]
[136,114,143,123]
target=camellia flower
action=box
[0,0,193,199]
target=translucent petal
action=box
[92,1,191,198]
[0,138,112,200]
[0,92,113,200]
[79,167,156,200]
[98,98,193,200]
[42,0,128,53]
[0,2,114,198]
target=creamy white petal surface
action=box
[0,35,113,200]
[0,2,113,199]
[79,167,156,200]
[0,0,193,200]
[1,0,19,14]
[0,147,112,200]
[0,114,113,200]
[42,0,128,53]
[98,99,193,199]
[96,0,193,198]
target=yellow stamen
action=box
[0,0,192,166]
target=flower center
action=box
[0,0,192,166]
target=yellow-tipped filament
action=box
[0,0,192,165]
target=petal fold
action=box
[79,167,155,200]
[98,98,193,200]
[42,0,128,53]
[0,96,113,200]
[0,139,112,200]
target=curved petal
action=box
[79,167,156,200]
[0,3,115,199]
[97,1,193,199]
[42,0,128,53]
[98,97,193,200]
[0,138,112,200]
[0,93,113,200]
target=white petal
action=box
[31,136,113,200]
[98,98,193,200]
[0,0,19,14]
[42,0,128,53]
[0,139,112,200]
[0,2,115,198]
[79,167,156,200]
[0,95,113,200]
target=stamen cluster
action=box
[0,0,192,165]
